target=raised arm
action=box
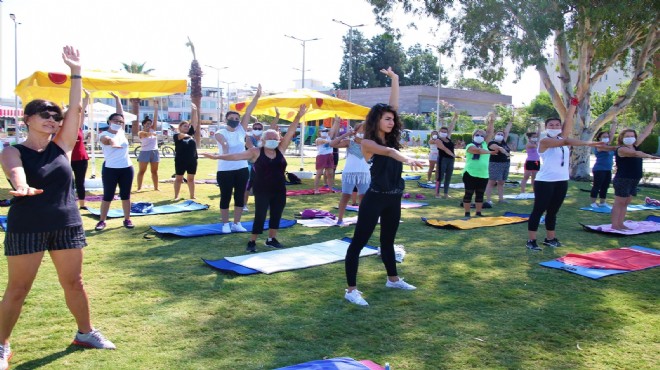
[608,116,618,140]
[328,115,341,139]
[380,67,399,111]
[503,120,513,141]
[241,84,262,129]
[109,92,124,116]
[561,97,578,138]
[269,107,280,130]
[80,89,90,129]
[153,100,159,131]
[191,103,201,147]
[280,105,307,151]
[485,112,495,142]
[636,110,656,146]
[447,112,458,136]
[54,45,83,152]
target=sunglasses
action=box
[37,111,64,122]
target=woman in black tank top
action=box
[343,68,426,307]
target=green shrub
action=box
[639,133,659,154]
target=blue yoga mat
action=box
[275,357,374,370]
[503,212,531,218]
[417,181,435,189]
[87,200,209,218]
[0,215,6,231]
[402,175,421,180]
[152,218,296,237]
[579,204,660,213]
[539,246,660,279]
[646,215,660,223]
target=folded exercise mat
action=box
[87,200,209,218]
[540,246,660,279]
[160,178,218,184]
[151,218,296,237]
[579,204,660,213]
[275,357,384,370]
[343,200,428,212]
[503,193,535,200]
[0,215,6,231]
[286,187,335,196]
[422,214,529,230]
[204,237,378,275]
[297,216,359,227]
[417,181,435,189]
[403,175,421,180]
[581,215,660,235]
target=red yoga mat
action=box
[558,247,660,271]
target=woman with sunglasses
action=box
[526,98,604,251]
[136,101,160,192]
[0,47,115,369]
[173,103,200,200]
[461,113,499,218]
[95,92,134,231]
[343,67,425,307]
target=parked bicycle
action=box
[134,144,175,158]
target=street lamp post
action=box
[427,43,443,129]
[205,65,228,123]
[10,13,19,139]
[285,35,319,89]
[332,19,364,102]
[221,81,236,117]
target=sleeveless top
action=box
[526,144,540,161]
[342,140,371,184]
[438,138,455,159]
[99,129,132,168]
[140,130,158,151]
[8,142,82,233]
[71,128,89,161]
[592,149,614,172]
[536,139,569,182]
[429,139,439,155]
[252,147,287,194]
[216,125,248,171]
[614,146,642,179]
[488,140,511,163]
[368,153,404,194]
[173,126,197,161]
[463,142,490,178]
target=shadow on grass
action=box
[14,345,85,369]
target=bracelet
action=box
[71,74,82,79]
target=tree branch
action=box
[555,29,573,105]
[590,28,644,85]
[536,63,567,120]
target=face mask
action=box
[600,137,609,144]
[495,135,504,142]
[252,130,262,137]
[227,119,240,128]
[432,135,438,140]
[356,133,364,139]
[110,123,122,131]
[622,137,636,145]
[264,139,279,149]
[546,129,562,137]
[439,132,448,138]
[321,132,328,137]
[530,137,538,142]
[473,136,484,144]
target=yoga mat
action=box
[201,258,260,275]
[297,216,359,227]
[275,357,384,370]
[151,218,296,237]
[0,215,6,231]
[87,200,209,218]
[422,214,528,230]
[540,246,660,279]
[286,187,335,196]
[84,195,120,202]
[402,175,421,180]
[579,204,660,213]
[342,200,428,212]
[581,216,660,236]
[417,181,435,189]
[503,193,535,200]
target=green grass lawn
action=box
[0,151,658,369]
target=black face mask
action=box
[227,119,240,128]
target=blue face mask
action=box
[227,119,240,128]
[264,140,279,149]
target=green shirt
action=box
[463,143,490,178]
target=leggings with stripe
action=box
[528,180,568,232]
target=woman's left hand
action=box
[61,46,81,70]
[407,159,426,171]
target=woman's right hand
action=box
[191,103,197,111]
[10,186,44,197]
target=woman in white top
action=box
[426,130,440,182]
[136,101,160,191]
[214,84,262,234]
[526,98,603,251]
[96,93,134,231]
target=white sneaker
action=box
[0,343,11,370]
[345,289,369,306]
[73,329,116,349]
[385,278,417,290]
[394,244,406,263]
[222,223,231,233]
[243,206,249,212]
[231,222,247,232]
[591,202,599,208]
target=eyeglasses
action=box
[37,111,64,122]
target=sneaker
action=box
[0,343,12,370]
[94,221,106,231]
[336,219,346,227]
[243,206,249,212]
[385,278,417,290]
[600,203,612,209]
[394,245,406,263]
[246,240,257,253]
[222,223,231,233]
[231,222,247,232]
[73,329,116,349]
[265,238,284,249]
[526,240,542,251]
[543,238,562,248]
[590,202,599,208]
[123,219,134,229]
[344,289,369,306]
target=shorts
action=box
[316,153,334,170]
[175,159,197,176]
[138,149,160,163]
[429,152,438,161]
[342,180,369,195]
[4,225,87,256]
[612,177,641,197]
[488,161,510,181]
[525,160,540,171]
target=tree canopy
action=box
[452,77,501,94]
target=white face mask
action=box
[530,137,538,142]
[622,137,636,145]
[546,129,562,137]
[600,137,609,144]
[110,123,122,131]
[355,133,364,139]
[473,136,484,144]
[264,139,279,149]
[494,135,504,142]
[321,132,328,138]
[439,132,448,138]
[252,130,262,137]
[432,135,438,140]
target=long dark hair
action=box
[364,103,401,149]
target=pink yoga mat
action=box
[286,187,335,196]
[558,247,660,271]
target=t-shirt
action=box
[592,149,614,172]
[488,140,511,163]
[316,138,333,156]
[71,128,89,162]
[99,129,132,168]
[463,142,490,178]
[216,125,248,171]
[140,130,158,151]
[173,126,197,161]
[536,139,569,182]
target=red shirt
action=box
[71,128,89,161]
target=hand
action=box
[61,46,81,71]
[254,84,262,98]
[10,186,44,197]
[380,67,398,80]
[109,92,119,99]
[407,159,425,171]
[274,107,280,116]
[296,104,308,117]
[83,89,90,100]
[191,103,197,111]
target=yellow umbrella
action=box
[15,69,187,103]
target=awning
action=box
[0,105,23,117]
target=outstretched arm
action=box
[280,105,307,151]
[636,110,656,146]
[381,67,399,111]
[241,84,262,129]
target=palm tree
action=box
[122,62,155,137]
[186,37,202,146]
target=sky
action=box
[0,0,540,107]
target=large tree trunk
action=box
[130,98,140,138]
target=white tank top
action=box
[536,140,569,182]
[216,126,248,171]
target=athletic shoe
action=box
[543,238,562,248]
[590,202,599,208]
[526,240,542,251]
[265,238,284,249]
[344,289,368,306]
[222,223,231,233]
[123,219,134,229]
[394,245,406,263]
[385,278,417,290]
[72,329,116,349]
[231,222,247,232]
[0,343,12,370]
[336,220,346,227]
[600,203,612,209]
[94,221,106,231]
[243,206,249,212]
[246,240,257,253]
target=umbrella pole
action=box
[89,94,96,177]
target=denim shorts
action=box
[138,149,160,163]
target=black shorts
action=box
[175,159,198,176]
[613,177,641,197]
[4,225,87,256]
[525,160,540,171]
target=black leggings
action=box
[217,168,249,209]
[101,164,134,201]
[528,180,568,232]
[590,170,612,200]
[71,159,88,200]
[252,192,287,234]
[345,191,400,287]
[436,157,455,195]
[462,172,488,204]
